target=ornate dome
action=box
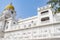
[5,3,14,10]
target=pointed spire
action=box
[10,2,12,5]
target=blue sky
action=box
[0,0,49,19]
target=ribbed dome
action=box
[5,3,14,10]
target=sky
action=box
[0,0,49,19]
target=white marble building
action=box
[0,3,60,40]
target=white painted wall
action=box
[3,23,60,40]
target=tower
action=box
[37,4,53,25]
[1,3,17,32]
[3,3,16,19]
[0,3,16,38]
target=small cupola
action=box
[5,3,14,10]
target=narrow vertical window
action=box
[11,11,13,14]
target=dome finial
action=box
[10,2,12,5]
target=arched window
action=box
[24,25,26,27]
[13,22,15,24]
[5,22,9,29]
[31,21,33,23]
[6,26,8,29]
[28,24,31,27]
[11,11,13,14]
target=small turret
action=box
[2,3,16,19]
[0,3,17,32]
